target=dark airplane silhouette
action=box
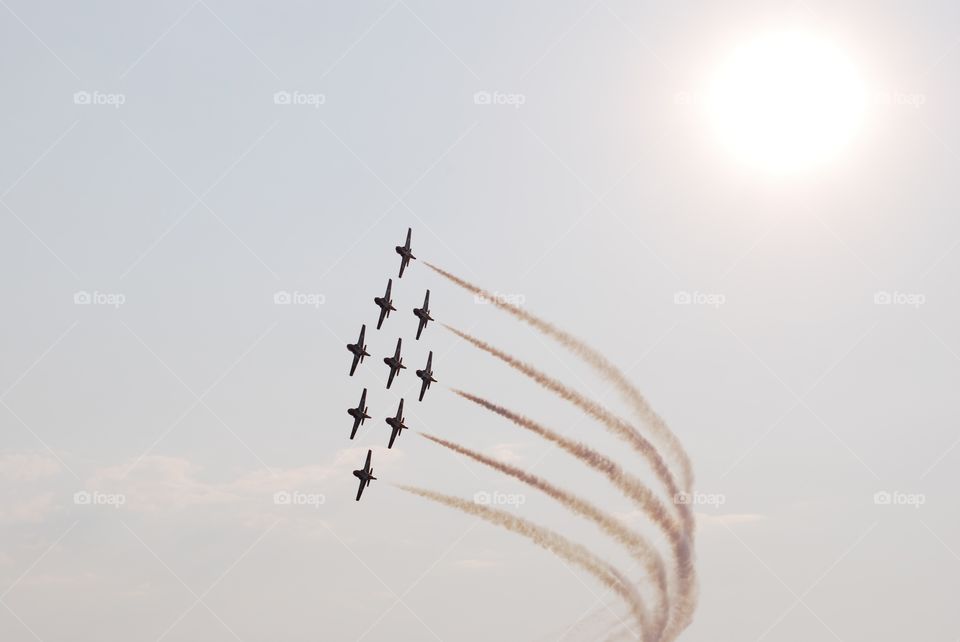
[374,279,396,330]
[415,351,436,402]
[347,388,371,439]
[383,338,406,389]
[413,290,433,340]
[395,228,415,278]
[384,398,408,449]
[346,325,370,376]
[352,450,376,501]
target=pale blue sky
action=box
[1,1,959,640]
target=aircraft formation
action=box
[345,228,437,501]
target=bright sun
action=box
[707,31,866,174]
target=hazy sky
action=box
[2,1,959,641]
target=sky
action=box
[1,1,959,640]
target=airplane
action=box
[412,289,433,340]
[415,351,436,402]
[347,388,371,440]
[352,450,376,501]
[383,338,406,389]
[384,398,408,449]
[346,325,370,376]
[374,278,396,330]
[395,227,415,278]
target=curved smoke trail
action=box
[453,390,697,640]
[445,324,693,539]
[425,261,694,494]
[398,485,648,640]
[420,432,669,641]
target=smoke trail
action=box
[420,432,669,641]
[398,485,648,640]
[453,390,697,640]
[445,324,693,538]
[425,263,698,637]
[425,261,693,493]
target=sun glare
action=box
[707,31,866,174]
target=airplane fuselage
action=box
[384,357,405,388]
[348,343,368,358]
[348,407,369,423]
[353,469,375,492]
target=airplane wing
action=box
[423,290,429,308]
[349,353,361,376]
[397,399,404,417]
[416,316,426,340]
[426,352,432,370]
[418,378,427,402]
[394,338,402,357]
[350,417,361,439]
[358,325,365,344]
[388,426,399,449]
[385,279,392,298]
[364,450,372,472]
[359,389,367,406]
[398,256,409,278]
[355,479,365,501]
[405,228,411,249]
[377,305,387,330]
[387,367,396,389]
